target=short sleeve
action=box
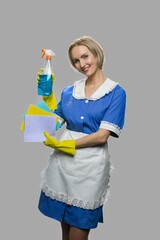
[100,86,126,137]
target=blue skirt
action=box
[38,191,103,229]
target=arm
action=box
[75,128,110,149]
[43,129,110,156]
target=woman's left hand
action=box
[43,131,76,156]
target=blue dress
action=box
[38,78,126,229]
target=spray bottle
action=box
[37,49,56,96]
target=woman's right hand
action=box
[36,68,57,111]
[36,68,55,84]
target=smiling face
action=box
[70,45,99,77]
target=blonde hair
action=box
[68,36,105,69]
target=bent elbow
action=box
[98,130,110,144]
[99,135,109,144]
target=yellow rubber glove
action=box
[43,131,76,156]
[42,92,57,111]
[37,68,57,111]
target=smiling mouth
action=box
[82,66,89,73]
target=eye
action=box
[83,54,88,59]
[73,59,79,64]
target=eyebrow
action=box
[73,52,88,61]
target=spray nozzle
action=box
[41,49,56,60]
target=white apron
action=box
[40,129,113,210]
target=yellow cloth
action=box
[42,92,57,111]
[44,131,76,156]
[20,104,59,131]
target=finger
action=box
[43,141,49,147]
[52,74,55,80]
[37,68,44,76]
[44,131,49,138]
[36,76,40,83]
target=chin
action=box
[86,72,95,78]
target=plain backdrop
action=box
[0,0,159,239]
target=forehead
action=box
[71,45,90,59]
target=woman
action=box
[38,36,126,240]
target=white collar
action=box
[73,78,118,100]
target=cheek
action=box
[74,64,82,72]
[93,59,99,68]
[90,55,98,65]
[74,64,80,70]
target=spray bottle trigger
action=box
[41,49,46,58]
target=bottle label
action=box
[38,74,52,96]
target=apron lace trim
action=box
[40,164,114,210]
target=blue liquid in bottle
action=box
[38,74,52,96]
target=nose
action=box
[79,59,85,68]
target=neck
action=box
[86,70,106,86]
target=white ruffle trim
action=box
[73,78,118,101]
[40,164,114,210]
[100,121,121,137]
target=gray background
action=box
[0,0,159,239]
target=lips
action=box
[82,66,89,73]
